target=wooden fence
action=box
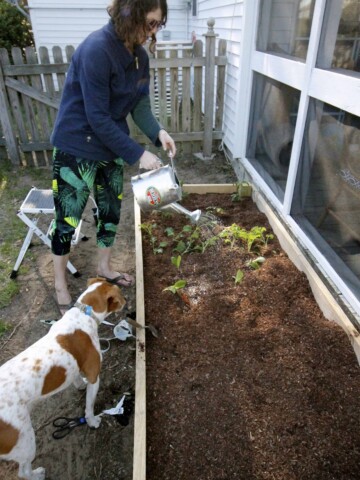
[0,20,226,167]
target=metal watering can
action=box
[131,153,201,223]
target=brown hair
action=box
[107,0,168,53]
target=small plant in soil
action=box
[171,255,182,270]
[163,279,187,294]
[206,206,226,216]
[140,222,168,254]
[165,225,211,255]
[247,256,266,270]
[233,269,244,284]
[219,224,274,252]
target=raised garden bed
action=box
[133,185,360,480]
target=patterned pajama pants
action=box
[51,148,124,256]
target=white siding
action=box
[28,0,189,54]
[188,0,245,155]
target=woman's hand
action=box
[158,129,176,157]
[139,151,162,170]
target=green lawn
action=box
[0,161,52,334]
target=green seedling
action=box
[165,227,175,237]
[246,257,265,270]
[171,255,182,270]
[233,269,244,284]
[219,224,274,252]
[231,182,252,202]
[194,235,218,253]
[219,223,245,249]
[247,256,266,270]
[140,222,168,254]
[173,225,201,255]
[206,206,226,215]
[163,279,187,294]
[246,227,274,252]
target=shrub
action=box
[0,1,33,52]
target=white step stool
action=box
[10,187,97,279]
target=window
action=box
[292,101,360,298]
[318,0,360,73]
[257,0,316,60]
[247,73,300,201]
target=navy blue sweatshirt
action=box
[51,20,161,164]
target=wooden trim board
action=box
[132,184,360,480]
[133,197,146,480]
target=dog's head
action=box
[78,277,126,320]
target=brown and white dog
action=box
[0,277,126,480]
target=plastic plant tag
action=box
[102,395,125,416]
[113,319,134,341]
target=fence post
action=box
[202,18,218,159]
[0,61,20,164]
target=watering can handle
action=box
[167,150,179,180]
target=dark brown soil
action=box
[142,193,360,480]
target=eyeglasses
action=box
[146,19,165,31]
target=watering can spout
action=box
[162,202,202,224]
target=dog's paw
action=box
[31,467,46,480]
[86,414,102,429]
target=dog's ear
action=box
[87,277,106,286]
[107,286,126,313]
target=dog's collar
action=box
[74,302,100,324]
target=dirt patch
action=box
[0,153,236,480]
[142,194,360,480]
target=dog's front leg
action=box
[18,464,45,480]
[85,376,101,429]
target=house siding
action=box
[188,0,245,156]
[28,0,189,54]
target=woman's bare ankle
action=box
[55,286,72,307]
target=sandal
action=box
[100,273,135,288]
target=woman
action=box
[50,0,176,314]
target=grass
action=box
[0,160,52,329]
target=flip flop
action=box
[101,273,135,288]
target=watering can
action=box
[131,153,201,223]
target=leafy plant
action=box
[140,222,168,254]
[0,1,33,52]
[206,206,226,216]
[195,235,218,253]
[219,224,273,252]
[171,255,182,270]
[163,279,187,294]
[247,256,266,270]
[233,269,244,284]
[231,182,252,202]
[172,225,201,255]
[246,227,274,252]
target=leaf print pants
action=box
[51,148,124,256]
